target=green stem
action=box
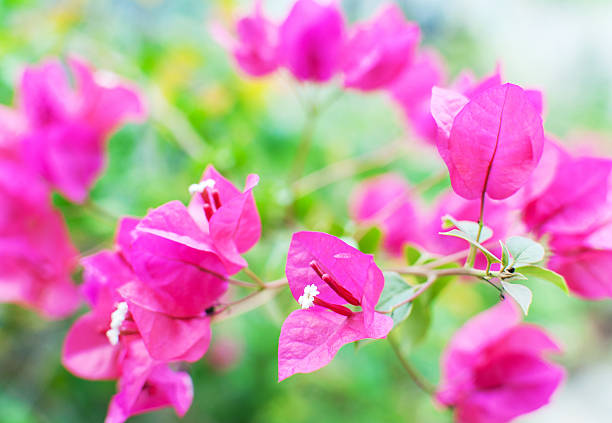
[387,335,436,396]
[465,192,486,268]
[289,104,319,183]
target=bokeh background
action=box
[1,0,612,422]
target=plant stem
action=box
[465,192,486,268]
[83,199,119,222]
[292,139,406,198]
[289,103,319,183]
[387,335,436,396]
[243,267,265,288]
[381,275,436,314]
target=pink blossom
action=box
[522,153,612,236]
[389,49,446,143]
[212,0,279,77]
[278,0,345,82]
[438,300,564,423]
[349,173,423,256]
[0,157,79,318]
[18,57,145,202]
[547,219,612,299]
[342,4,420,91]
[278,231,393,381]
[105,341,193,423]
[187,164,261,272]
[431,82,545,200]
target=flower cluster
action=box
[62,165,261,422]
[216,0,421,92]
[0,57,144,318]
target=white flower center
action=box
[188,179,216,195]
[298,284,320,309]
[106,301,129,346]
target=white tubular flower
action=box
[188,179,216,196]
[106,302,129,345]
[298,284,320,309]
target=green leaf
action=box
[404,244,422,266]
[515,265,569,294]
[442,215,493,242]
[500,241,510,268]
[440,229,500,263]
[501,281,533,315]
[378,272,419,327]
[357,226,382,254]
[506,236,545,267]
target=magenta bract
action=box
[105,341,193,423]
[389,49,446,143]
[278,0,345,82]
[0,158,79,318]
[17,57,145,202]
[342,4,420,91]
[432,83,545,200]
[438,300,564,423]
[278,231,393,381]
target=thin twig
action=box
[380,275,436,314]
[292,140,407,198]
[387,335,436,396]
[243,267,265,288]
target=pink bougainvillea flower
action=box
[0,106,27,159]
[18,57,145,202]
[431,82,545,200]
[389,49,446,143]
[438,300,564,423]
[278,231,393,381]
[211,0,279,77]
[522,153,612,236]
[0,158,79,318]
[187,164,261,272]
[342,4,420,91]
[278,0,344,82]
[546,218,612,299]
[349,173,423,256]
[105,340,193,423]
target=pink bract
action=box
[18,57,145,202]
[0,158,79,318]
[278,0,345,82]
[522,153,612,236]
[389,49,446,144]
[105,341,193,423]
[342,4,420,91]
[431,83,545,200]
[438,300,564,423]
[278,231,393,381]
[349,173,423,256]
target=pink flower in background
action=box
[349,173,423,256]
[0,158,79,318]
[105,341,193,423]
[547,218,612,299]
[18,57,145,202]
[522,153,612,236]
[211,0,279,77]
[278,231,393,381]
[0,106,27,159]
[431,83,545,200]
[389,49,446,143]
[438,300,564,423]
[278,0,345,82]
[342,4,420,91]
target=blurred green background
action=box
[0,0,611,422]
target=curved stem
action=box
[380,275,436,314]
[387,335,436,396]
[243,267,265,288]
